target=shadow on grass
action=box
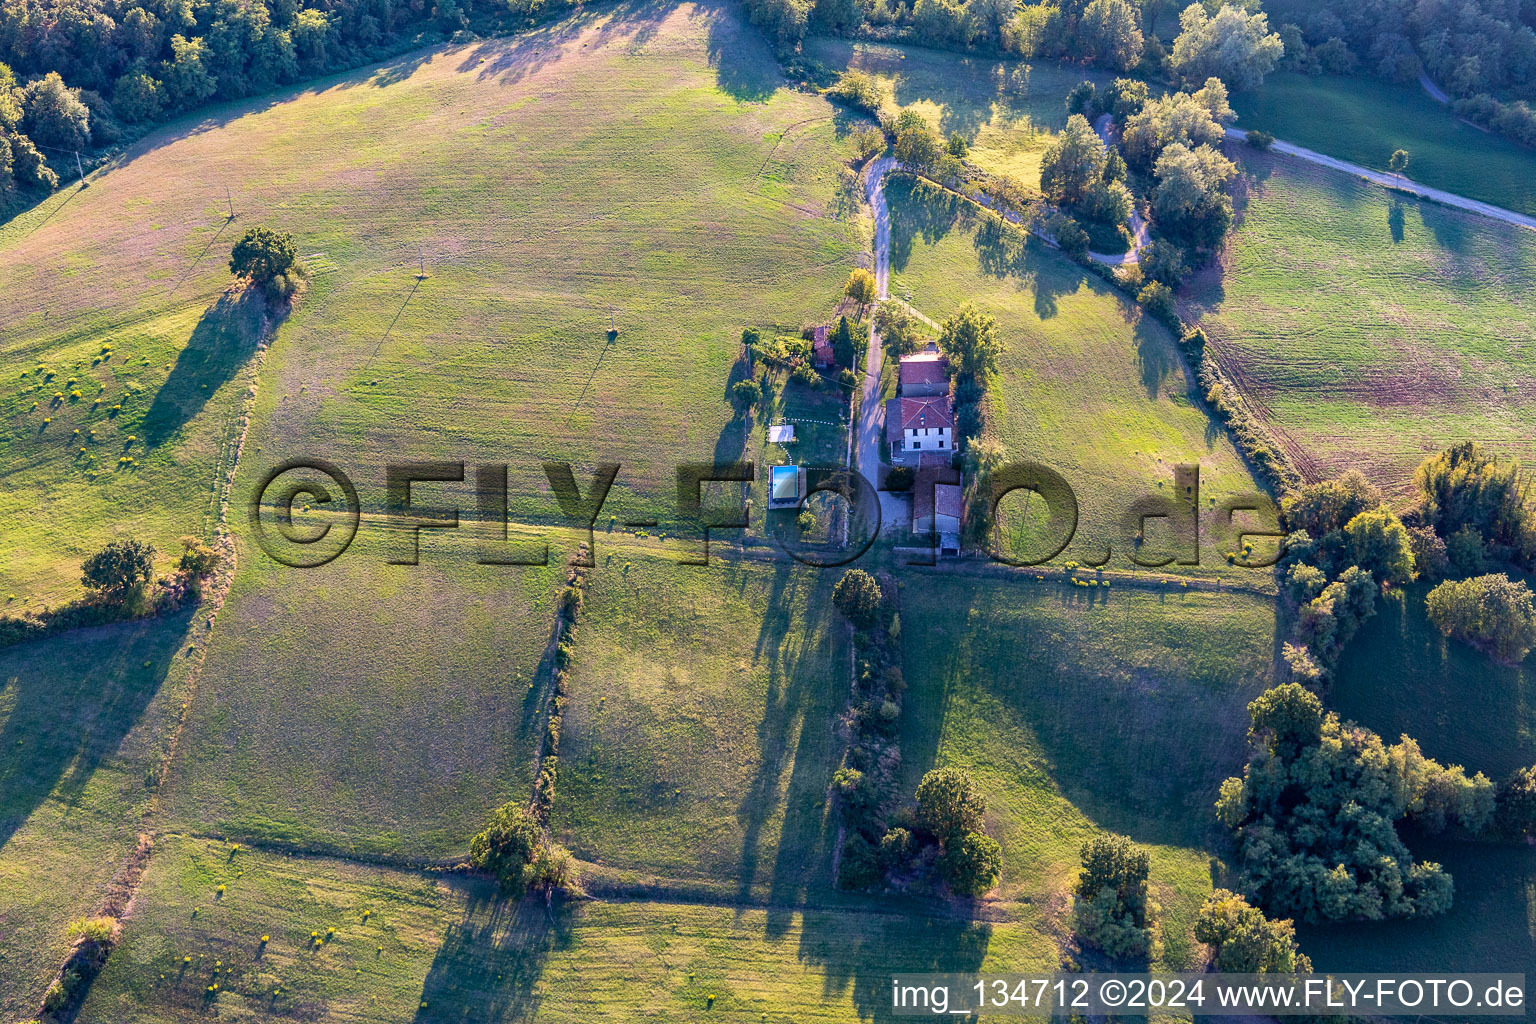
[141,288,271,447]
[732,566,846,929]
[414,892,574,1024]
[705,1,780,103]
[972,215,1076,319]
[798,909,993,1022]
[894,572,1271,853]
[0,606,196,854]
[886,176,965,274]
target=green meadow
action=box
[550,552,847,900]
[898,572,1278,967]
[805,37,1107,188]
[883,178,1274,574]
[0,0,866,603]
[0,610,202,1016]
[82,834,1057,1022]
[163,533,563,859]
[1184,149,1536,496]
[1233,71,1536,217]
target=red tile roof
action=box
[913,464,962,524]
[899,395,953,430]
[885,395,954,442]
[898,352,948,390]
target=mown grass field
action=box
[898,572,1278,968]
[163,531,563,860]
[4,3,872,1007]
[550,552,847,901]
[0,256,264,603]
[805,38,1107,187]
[1232,71,1536,217]
[1183,149,1536,495]
[82,835,1058,1022]
[129,0,867,862]
[0,0,865,602]
[0,610,201,1016]
[884,178,1275,575]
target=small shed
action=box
[768,424,796,444]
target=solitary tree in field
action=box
[81,540,155,602]
[229,226,298,290]
[832,568,883,627]
[845,267,877,307]
[938,302,1004,382]
[730,378,761,416]
[1389,148,1410,176]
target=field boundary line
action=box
[34,286,281,1018]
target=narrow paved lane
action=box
[858,157,908,529]
[1224,126,1536,232]
[1091,114,1150,265]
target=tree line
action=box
[0,0,578,198]
[1211,441,1536,927]
[1272,0,1536,147]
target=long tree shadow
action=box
[705,0,781,103]
[798,908,993,1022]
[414,888,575,1024]
[971,216,1076,320]
[0,606,196,853]
[886,176,965,274]
[141,288,271,447]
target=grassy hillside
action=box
[82,835,1058,1022]
[1184,149,1536,495]
[884,178,1275,574]
[0,0,866,602]
[0,611,202,1016]
[116,0,871,862]
[899,572,1277,967]
[163,535,563,859]
[550,552,846,901]
[805,37,1106,188]
[1233,72,1536,217]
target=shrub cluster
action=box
[1455,95,1536,148]
[1426,573,1536,664]
[1,538,219,651]
[830,570,908,889]
[1071,834,1154,958]
[532,546,589,821]
[1194,890,1310,973]
[1216,683,1494,923]
[41,916,117,1018]
[1273,470,1418,682]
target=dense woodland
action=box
[0,0,571,198]
[1271,0,1536,143]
